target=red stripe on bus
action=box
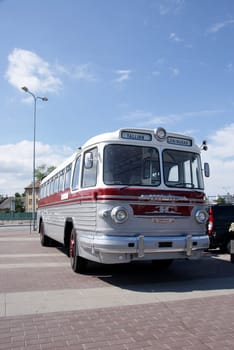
[38,187,205,208]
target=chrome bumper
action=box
[79,233,209,263]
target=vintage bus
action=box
[37,127,210,273]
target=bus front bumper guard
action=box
[80,234,209,258]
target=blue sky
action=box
[1,0,234,197]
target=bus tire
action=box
[39,221,51,247]
[70,229,87,273]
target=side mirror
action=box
[204,162,210,177]
[84,152,93,169]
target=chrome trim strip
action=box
[138,235,144,258]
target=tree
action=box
[35,164,56,181]
[216,196,226,204]
[15,192,25,212]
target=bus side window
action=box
[58,170,64,192]
[54,176,59,193]
[82,148,98,188]
[46,181,50,196]
[49,179,54,195]
[40,184,44,199]
[72,157,81,190]
[64,164,72,189]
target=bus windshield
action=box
[163,149,204,190]
[103,144,161,186]
[103,144,204,190]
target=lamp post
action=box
[22,86,48,231]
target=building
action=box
[0,197,15,213]
[24,181,40,213]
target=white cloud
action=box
[227,63,234,73]
[169,32,183,42]
[5,48,97,97]
[56,62,97,82]
[0,141,73,195]
[208,124,234,158]
[122,109,224,127]
[203,123,234,196]
[183,109,225,118]
[152,70,160,76]
[169,32,193,49]
[155,58,165,65]
[114,70,131,83]
[208,19,234,34]
[72,64,97,81]
[5,48,62,94]
[154,59,181,79]
[169,67,180,77]
[122,110,181,126]
[158,0,184,15]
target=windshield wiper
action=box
[173,182,195,189]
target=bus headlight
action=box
[195,209,208,224]
[111,206,129,224]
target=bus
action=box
[37,127,210,273]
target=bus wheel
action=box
[70,229,87,273]
[39,222,51,247]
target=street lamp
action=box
[21,86,48,231]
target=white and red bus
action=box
[37,127,210,272]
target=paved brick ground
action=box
[1,295,234,350]
[1,226,234,350]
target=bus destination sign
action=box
[167,136,192,147]
[121,131,152,141]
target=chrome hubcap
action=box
[70,236,75,257]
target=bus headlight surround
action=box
[155,127,167,141]
[195,209,208,224]
[111,206,129,224]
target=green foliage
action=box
[14,192,25,212]
[35,164,56,181]
[216,196,226,204]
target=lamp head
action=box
[21,86,29,92]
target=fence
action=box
[0,212,34,221]
[0,212,37,227]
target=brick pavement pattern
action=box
[1,226,234,350]
[1,295,234,350]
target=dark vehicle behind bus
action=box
[208,204,234,253]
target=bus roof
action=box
[82,127,196,149]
